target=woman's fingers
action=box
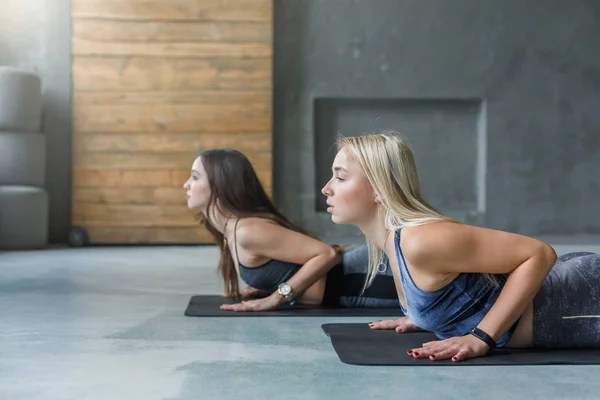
[396,320,421,333]
[408,336,481,362]
[369,317,422,332]
[427,347,459,361]
[220,302,251,311]
[368,318,404,330]
[451,348,471,363]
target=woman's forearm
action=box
[273,249,339,304]
[477,246,557,342]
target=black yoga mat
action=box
[184,295,402,317]
[322,323,600,365]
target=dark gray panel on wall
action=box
[274,0,600,242]
[313,98,484,219]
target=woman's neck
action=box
[357,213,391,250]
[205,207,237,234]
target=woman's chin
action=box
[330,212,361,226]
[329,213,347,225]
[186,201,202,211]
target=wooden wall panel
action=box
[73,20,271,43]
[72,38,272,57]
[71,0,273,244]
[72,0,271,22]
[84,227,214,244]
[72,58,271,91]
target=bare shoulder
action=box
[401,221,556,275]
[235,217,279,248]
[234,217,335,265]
[400,222,475,267]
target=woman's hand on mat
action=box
[219,294,281,312]
[368,317,422,333]
[408,334,490,362]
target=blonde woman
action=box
[321,130,600,362]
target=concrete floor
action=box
[1,240,600,400]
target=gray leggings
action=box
[324,243,400,308]
[533,252,600,348]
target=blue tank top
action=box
[394,229,514,347]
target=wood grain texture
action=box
[73,38,272,58]
[85,227,214,244]
[73,183,271,205]
[73,187,187,205]
[72,169,272,190]
[73,103,270,133]
[73,91,270,105]
[71,0,273,244]
[73,0,272,22]
[72,203,198,227]
[72,170,191,188]
[73,152,272,171]
[73,57,271,91]
[74,132,271,153]
[73,20,271,43]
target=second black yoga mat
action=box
[322,323,600,365]
[184,295,402,317]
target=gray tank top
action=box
[232,219,302,292]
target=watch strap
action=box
[469,327,496,349]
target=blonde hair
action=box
[336,130,499,290]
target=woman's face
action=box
[183,157,212,211]
[321,148,378,225]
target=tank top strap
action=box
[394,228,440,297]
[232,218,242,267]
[393,229,412,287]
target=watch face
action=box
[279,284,291,296]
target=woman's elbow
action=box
[538,243,558,271]
[324,246,341,267]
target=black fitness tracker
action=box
[469,326,497,349]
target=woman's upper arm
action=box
[404,222,557,275]
[236,219,337,266]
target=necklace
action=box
[377,230,392,273]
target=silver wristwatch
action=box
[277,282,295,304]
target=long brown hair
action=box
[196,148,324,298]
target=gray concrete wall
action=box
[274,0,600,242]
[0,0,72,243]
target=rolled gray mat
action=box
[0,132,45,186]
[0,186,48,250]
[0,67,42,132]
